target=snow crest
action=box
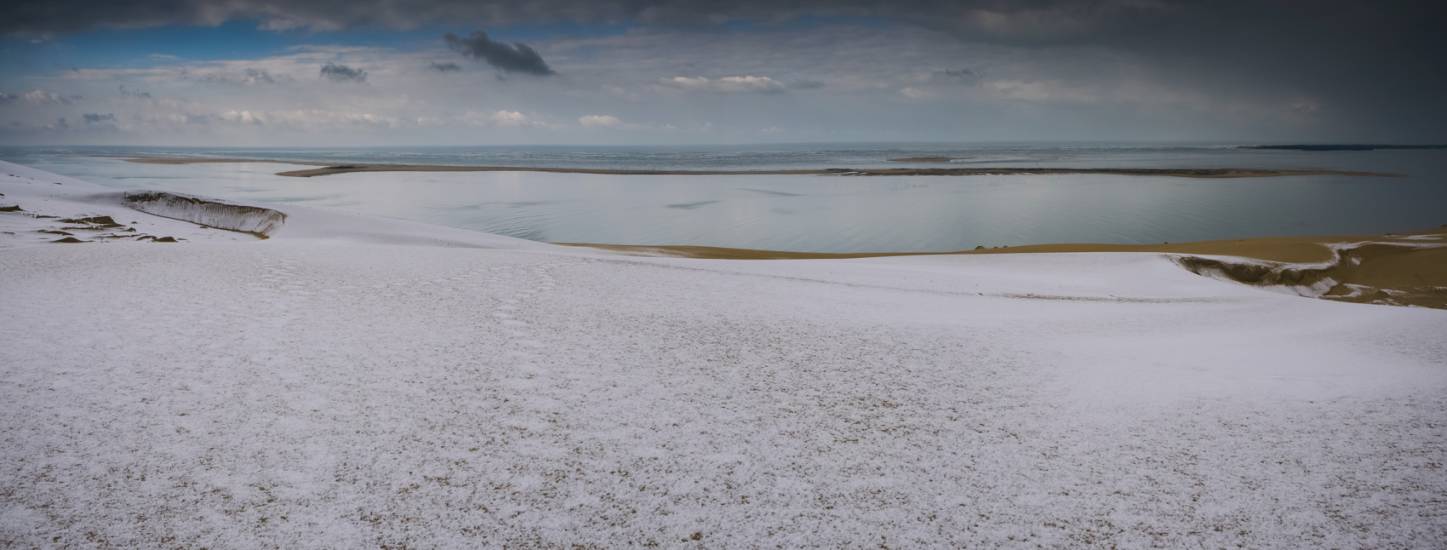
[123,191,287,238]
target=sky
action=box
[1,0,1444,146]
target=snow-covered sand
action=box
[3,160,1445,547]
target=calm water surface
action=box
[4,144,1445,252]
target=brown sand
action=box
[563,227,1447,309]
[560,234,1370,263]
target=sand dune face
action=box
[1175,240,1447,308]
[123,191,287,238]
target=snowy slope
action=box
[2,161,1445,548]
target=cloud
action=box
[899,87,932,100]
[240,68,278,84]
[488,110,528,127]
[463,110,546,128]
[578,114,622,128]
[2,0,813,33]
[118,85,152,98]
[983,80,1102,103]
[444,31,554,76]
[4,1,1445,143]
[219,110,265,125]
[491,110,532,127]
[215,109,400,129]
[2,89,82,105]
[0,1,1098,34]
[659,75,786,94]
[188,67,285,85]
[320,63,367,83]
[428,61,462,72]
[82,112,116,124]
[1289,98,1322,114]
[930,69,978,83]
[897,69,981,100]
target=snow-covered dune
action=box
[2,160,1445,547]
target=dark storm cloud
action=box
[0,0,725,33]
[1,0,1444,139]
[428,61,462,72]
[0,1,1420,36]
[444,31,554,76]
[320,63,367,83]
[82,112,115,124]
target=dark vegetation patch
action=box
[59,215,124,228]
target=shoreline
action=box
[119,156,1395,179]
[28,157,1442,308]
[562,226,1447,262]
[563,227,1447,308]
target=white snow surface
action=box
[3,160,1446,547]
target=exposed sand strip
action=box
[565,228,1447,308]
[564,230,1447,263]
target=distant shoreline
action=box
[1239,144,1447,151]
[120,156,1394,179]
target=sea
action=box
[3,143,1445,252]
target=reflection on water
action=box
[4,146,1446,252]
